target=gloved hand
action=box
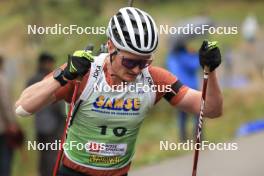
[63,50,94,80]
[199,40,221,72]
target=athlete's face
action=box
[107,40,152,82]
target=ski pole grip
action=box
[204,66,210,73]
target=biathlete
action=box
[15,7,223,176]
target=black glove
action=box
[63,50,94,80]
[199,40,221,72]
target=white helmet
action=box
[106,7,159,56]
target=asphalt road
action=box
[130,132,264,176]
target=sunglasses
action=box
[121,57,152,69]
[110,49,152,69]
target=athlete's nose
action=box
[131,65,141,74]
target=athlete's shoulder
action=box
[148,66,188,105]
[148,66,178,85]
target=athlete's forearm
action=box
[204,71,223,118]
[15,77,61,114]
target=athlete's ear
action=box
[107,39,115,53]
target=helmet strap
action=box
[108,49,127,83]
[109,49,118,64]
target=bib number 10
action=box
[98,125,127,137]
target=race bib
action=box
[85,141,127,156]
